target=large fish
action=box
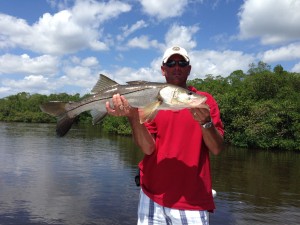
[40,74,207,136]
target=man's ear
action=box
[187,65,192,76]
[161,65,166,77]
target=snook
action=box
[40,74,207,136]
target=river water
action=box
[0,122,299,225]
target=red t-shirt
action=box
[138,86,224,210]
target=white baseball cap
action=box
[162,46,190,63]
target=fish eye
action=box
[188,91,193,95]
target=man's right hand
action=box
[105,94,138,118]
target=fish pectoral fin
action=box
[139,101,161,123]
[91,109,107,124]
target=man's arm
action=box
[201,122,224,155]
[105,94,155,155]
[127,109,156,155]
[190,106,224,155]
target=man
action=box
[106,46,224,225]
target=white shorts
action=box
[137,189,209,225]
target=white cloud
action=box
[0,86,11,94]
[164,24,199,51]
[52,55,102,92]
[0,0,131,55]
[0,14,30,49]
[139,0,188,19]
[71,0,130,25]
[291,62,300,72]
[127,35,160,49]
[127,36,149,49]
[2,75,55,95]
[238,0,300,45]
[81,57,99,67]
[0,54,102,97]
[261,42,300,63]
[63,66,93,80]
[189,50,255,77]
[118,20,148,41]
[110,65,163,86]
[59,61,101,90]
[0,54,58,75]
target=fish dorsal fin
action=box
[126,80,149,85]
[91,74,119,93]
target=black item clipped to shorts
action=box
[135,168,140,186]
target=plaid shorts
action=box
[137,189,209,225]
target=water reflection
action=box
[0,122,299,225]
[210,146,300,225]
[0,122,142,225]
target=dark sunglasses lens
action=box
[165,60,189,67]
[178,61,189,67]
[166,61,176,67]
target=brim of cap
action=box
[163,54,189,63]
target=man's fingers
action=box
[112,94,122,109]
[106,101,116,115]
[120,95,131,110]
[191,103,210,110]
[105,94,134,117]
[200,103,210,110]
[190,106,211,124]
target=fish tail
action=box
[56,115,76,137]
[40,102,69,117]
[40,102,75,137]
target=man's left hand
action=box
[190,104,211,125]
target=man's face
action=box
[161,54,191,88]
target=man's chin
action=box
[170,80,185,87]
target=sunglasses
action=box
[164,60,189,68]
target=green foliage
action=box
[0,92,80,123]
[102,115,131,135]
[1,61,299,151]
[188,62,300,151]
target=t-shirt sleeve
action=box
[199,92,224,136]
[144,120,157,134]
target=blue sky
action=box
[0,0,300,98]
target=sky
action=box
[0,0,300,98]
